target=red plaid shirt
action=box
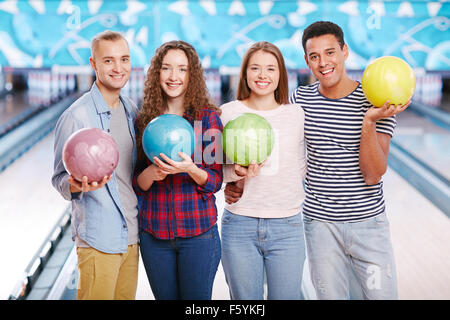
[133,108,223,240]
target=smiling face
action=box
[159,49,189,101]
[304,33,349,91]
[89,38,130,94]
[246,50,280,99]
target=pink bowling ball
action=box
[62,128,119,183]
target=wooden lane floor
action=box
[0,131,68,299]
[384,167,450,300]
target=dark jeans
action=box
[139,224,221,300]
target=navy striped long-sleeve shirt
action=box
[290,82,396,222]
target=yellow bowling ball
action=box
[362,56,416,107]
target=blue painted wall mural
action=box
[0,0,449,70]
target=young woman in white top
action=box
[220,41,307,300]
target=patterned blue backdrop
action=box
[0,0,449,70]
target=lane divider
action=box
[0,93,81,173]
[389,141,450,218]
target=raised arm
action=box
[359,100,410,185]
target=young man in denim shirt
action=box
[52,30,140,300]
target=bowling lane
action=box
[0,131,68,299]
[0,71,78,136]
[0,91,42,132]
[383,167,450,299]
[393,109,450,181]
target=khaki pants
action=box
[76,244,139,300]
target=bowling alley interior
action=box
[0,0,449,301]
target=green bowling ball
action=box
[222,113,275,166]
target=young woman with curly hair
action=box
[132,40,223,300]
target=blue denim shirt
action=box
[52,82,139,253]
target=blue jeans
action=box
[304,212,398,299]
[139,225,221,300]
[221,209,306,300]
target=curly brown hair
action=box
[136,40,220,162]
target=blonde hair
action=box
[91,30,128,58]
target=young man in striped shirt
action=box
[225,21,410,299]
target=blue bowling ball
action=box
[142,114,196,163]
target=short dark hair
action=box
[302,21,345,53]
